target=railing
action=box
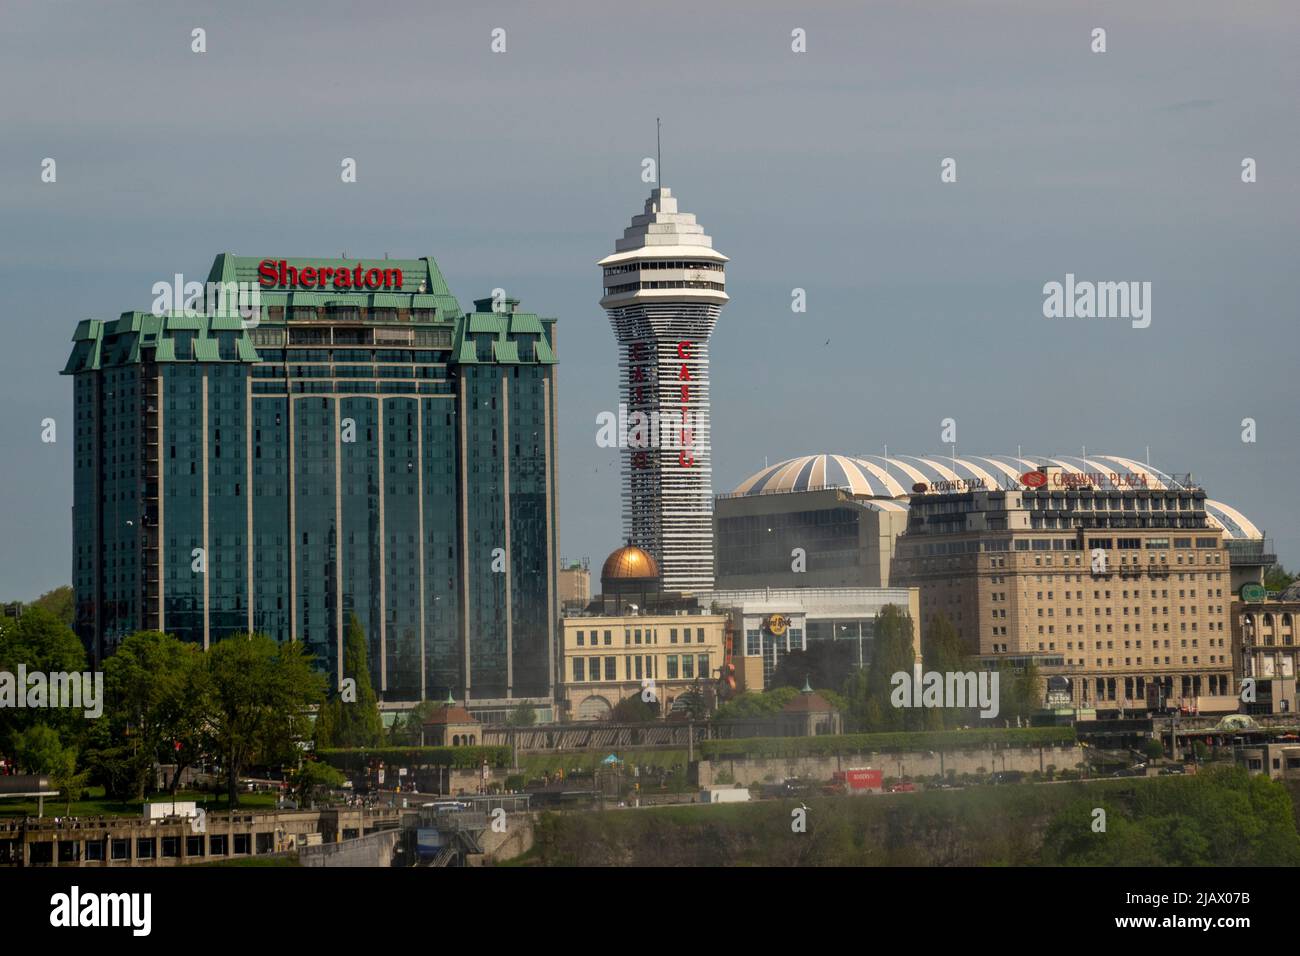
[1226,539,1276,566]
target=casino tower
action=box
[599,187,728,592]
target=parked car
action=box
[887,781,916,793]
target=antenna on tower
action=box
[656,117,662,188]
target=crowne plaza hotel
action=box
[893,464,1273,715]
[63,254,560,710]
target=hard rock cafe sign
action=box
[765,614,790,636]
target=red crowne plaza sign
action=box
[258,259,403,290]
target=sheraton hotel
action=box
[64,253,560,712]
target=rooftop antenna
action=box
[656,117,662,189]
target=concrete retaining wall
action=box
[298,828,399,867]
[469,812,536,866]
[697,745,1084,787]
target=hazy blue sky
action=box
[2,0,1296,598]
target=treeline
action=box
[522,768,1300,866]
[0,608,400,808]
[716,606,1041,731]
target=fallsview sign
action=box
[258,259,403,290]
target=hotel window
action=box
[697,628,706,643]
[573,659,584,681]
[576,631,584,646]
[682,655,695,679]
[589,657,600,680]
[746,629,761,656]
[670,628,678,643]
[667,655,679,679]
[699,654,710,677]
[605,658,616,680]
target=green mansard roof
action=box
[207,253,464,320]
[63,253,557,373]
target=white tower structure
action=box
[599,186,729,592]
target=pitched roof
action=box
[783,692,836,714]
[422,705,478,726]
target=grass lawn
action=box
[0,786,280,819]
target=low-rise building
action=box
[699,587,921,694]
[1240,741,1300,780]
[421,698,482,746]
[559,546,726,720]
[1232,592,1299,715]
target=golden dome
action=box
[600,545,661,582]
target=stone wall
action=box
[696,744,1083,787]
[469,812,536,866]
[298,828,400,868]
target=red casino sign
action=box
[1020,470,1047,488]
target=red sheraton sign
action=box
[257,259,403,291]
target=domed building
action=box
[558,544,728,721]
[716,452,1266,592]
[711,452,1272,713]
[596,544,662,614]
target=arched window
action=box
[578,695,612,720]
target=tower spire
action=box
[656,117,662,189]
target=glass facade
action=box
[64,254,559,704]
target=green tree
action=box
[12,723,73,775]
[205,633,326,806]
[922,612,974,728]
[769,640,856,692]
[0,606,88,752]
[1143,738,1166,761]
[610,694,657,722]
[1264,564,1295,592]
[388,700,441,746]
[314,615,384,750]
[85,631,208,800]
[31,586,75,628]
[713,686,799,721]
[850,604,917,731]
[996,659,1042,724]
[11,723,89,813]
[291,759,346,808]
[506,703,537,727]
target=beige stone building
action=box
[702,587,922,694]
[559,562,591,613]
[1232,596,1300,715]
[893,471,1240,714]
[560,611,727,720]
[421,700,483,746]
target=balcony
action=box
[1226,539,1276,567]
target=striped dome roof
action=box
[731,454,1261,540]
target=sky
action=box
[1,0,1296,599]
